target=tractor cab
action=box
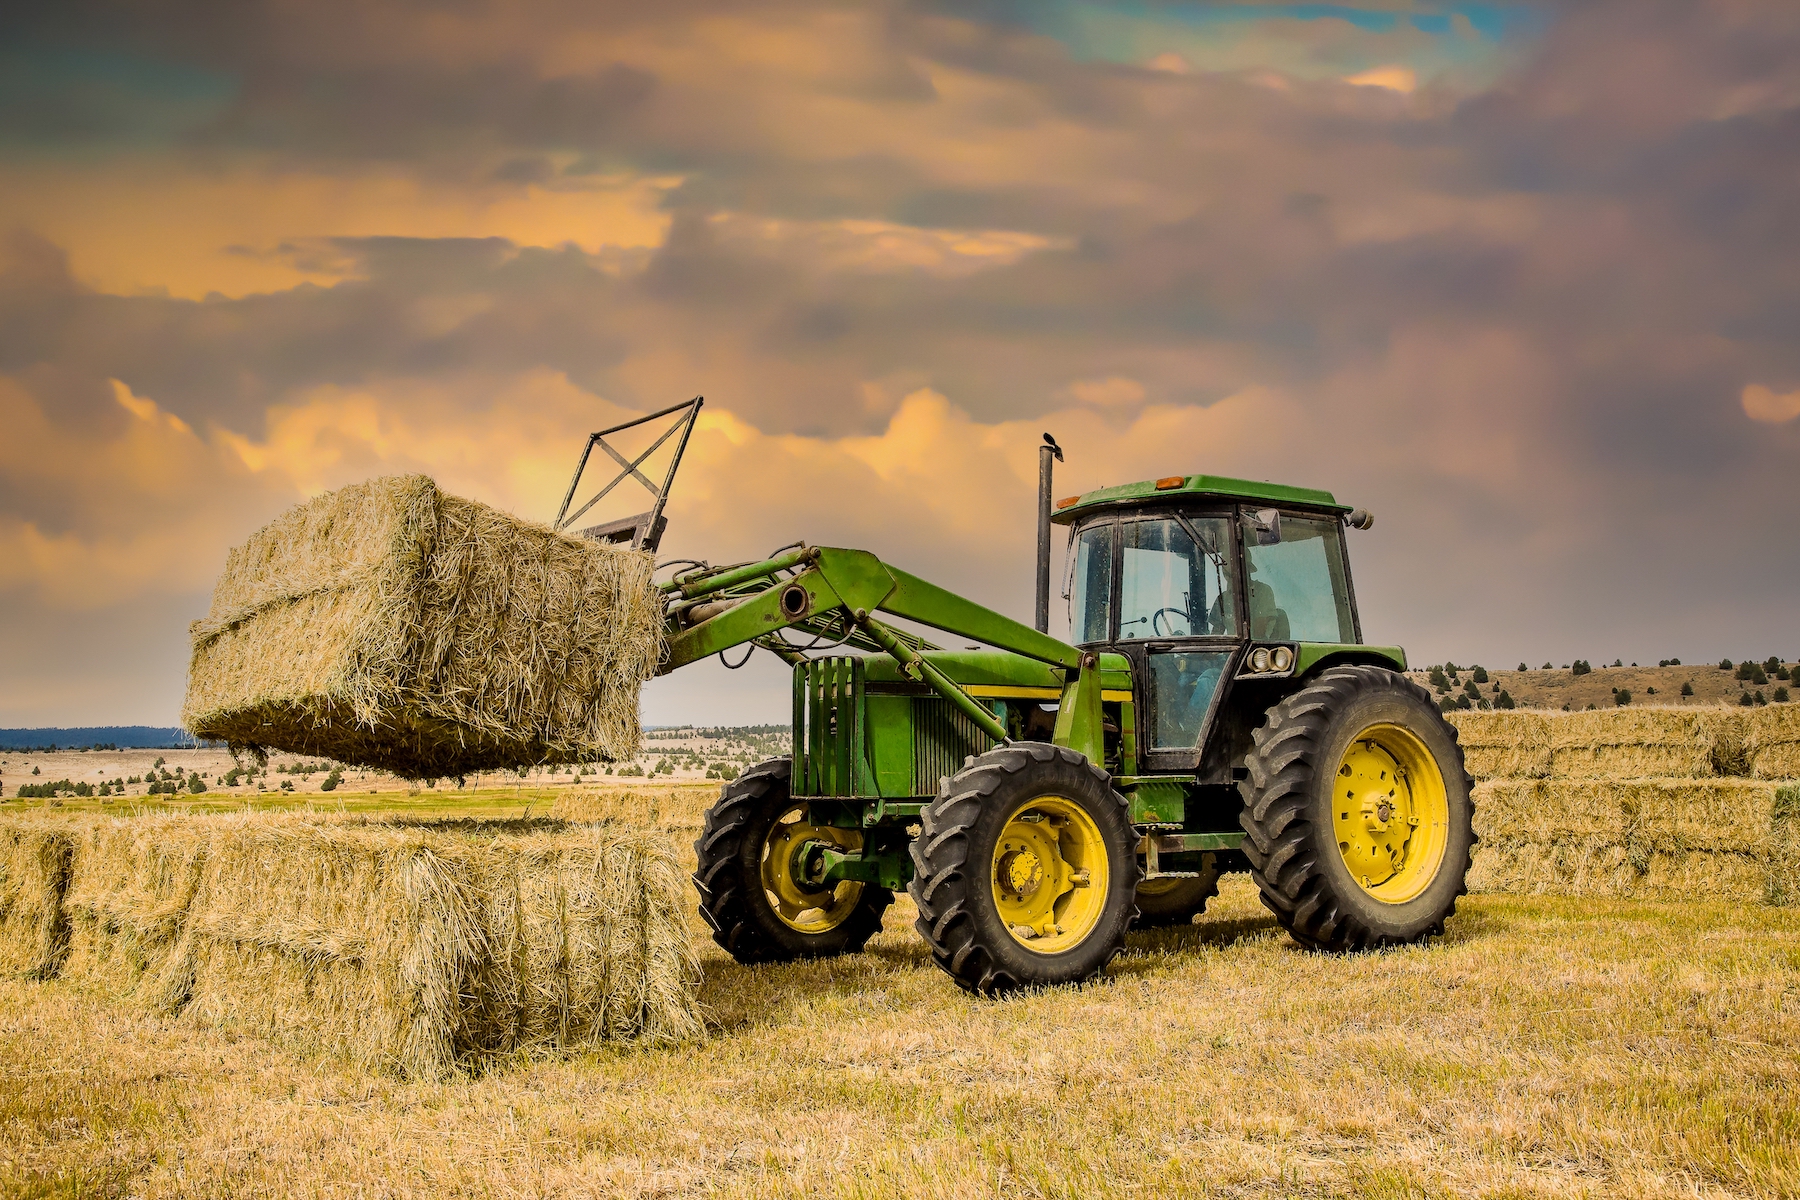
[1051,474,1388,779]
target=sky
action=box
[1,0,1797,728]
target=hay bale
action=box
[0,822,73,977]
[1475,779,1779,854]
[1445,711,1552,779]
[551,784,718,832]
[1743,706,1800,781]
[6,810,701,1077]
[472,830,703,1052]
[182,475,663,779]
[1769,786,1800,906]
[1467,836,1767,903]
[61,815,209,1002]
[1544,708,1740,779]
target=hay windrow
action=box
[181,475,664,779]
[0,810,701,1077]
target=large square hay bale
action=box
[6,810,702,1078]
[1445,711,1552,779]
[182,475,663,779]
[1545,708,1740,779]
[1743,705,1800,780]
[1769,786,1800,906]
[0,823,73,978]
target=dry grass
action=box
[3,809,701,1081]
[2,839,1797,1198]
[182,475,662,779]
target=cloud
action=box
[5,0,1800,726]
[1742,383,1800,424]
[1344,66,1417,93]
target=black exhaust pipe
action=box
[1035,432,1063,634]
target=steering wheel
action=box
[1151,607,1189,637]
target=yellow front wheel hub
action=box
[990,796,1109,953]
[1331,724,1450,904]
[761,803,865,933]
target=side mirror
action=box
[1346,508,1374,530]
[1247,508,1282,546]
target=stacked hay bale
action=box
[183,475,663,779]
[1450,707,1799,904]
[0,810,701,1078]
[0,824,73,977]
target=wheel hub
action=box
[1330,725,1451,904]
[762,804,866,933]
[990,798,1107,952]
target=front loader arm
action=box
[659,546,1107,761]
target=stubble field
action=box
[3,782,1798,1199]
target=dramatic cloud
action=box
[2,0,1797,727]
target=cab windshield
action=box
[1118,516,1237,640]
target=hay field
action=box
[4,783,1799,1199]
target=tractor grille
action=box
[793,656,868,797]
[911,699,994,795]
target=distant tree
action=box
[1754,690,1768,706]
[1766,656,1782,674]
[1720,659,1734,671]
[1751,665,1769,686]
[320,768,342,793]
[1472,666,1489,683]
[1454,694,1472,710]
[1427,666,1450,691]
[1612,659,1623,667]
[1445,662,1460,676]
[1645,686,1657,695]
[1614,690,1631,706]
[153,756,165,768]
[1571,660,1592,676]
[1775,687,1791,703]
[31,766,39,776]
[1463,680,1482,699]
[1669,658,1681,666]
[1739,692,1755,707]
[1517,663,1528,672]
[1543,662,1554,670]
[187,774,206,794]
[1496,691,1516,710]
[1779,666,1792,681]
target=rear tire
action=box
[1133,857,1222,927]
[694,758,892,964]
[909,743,1138,994]
[1238,666,1474,951]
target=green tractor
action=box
[576,406,1474,993]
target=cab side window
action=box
[1242,514,1355,643]
[1069,522,1114,645]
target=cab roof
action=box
[1050,472,1349,524]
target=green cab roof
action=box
[1050,472,1349,524]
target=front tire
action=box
[909,743,1138,994]
[694,758,892,964]
[1238,666,1474,951]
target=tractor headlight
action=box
[1271,645,1294,672]
[1250,647,1272,673]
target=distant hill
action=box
[1405,660,1796,711]
[0,726,207,750]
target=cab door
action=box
[1110,512,1244,773]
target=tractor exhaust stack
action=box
[1035,432,1063,634]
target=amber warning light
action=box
[1154,476,1186,490]
[1056,496,1080,509]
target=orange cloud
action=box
[0,162,680,298]
[1344,66,1418,93]
[1741,383,1800,424]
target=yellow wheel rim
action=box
[761,803,865,933]
[990,796,1110,954]
[1331,723,1450,904]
